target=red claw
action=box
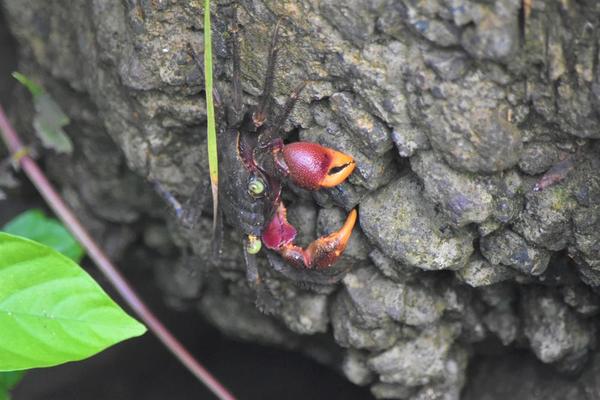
[262,203,357,270]
[282,142,356,190]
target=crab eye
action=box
[248,176,266,198]
[246,235,262,254]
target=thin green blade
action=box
[204,0,219,232]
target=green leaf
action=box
[33,93,73,154]
[2,209,85,263]
[0,371,25,400]
[0,232,146,371]
[12,72,73,154]
[11,72,43,97]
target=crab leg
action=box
[230,5,243,120]
[252,19,283,128]
[262,203,357,269]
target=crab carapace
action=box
[213,8,358,288]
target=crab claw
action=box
[262,203,357,269]
[282,142,355,190]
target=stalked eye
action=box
[246,235,262,254]
[247,175,266,198]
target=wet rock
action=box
[460,0,520,61]
[488,169,523,225]
[329,91,393,155]
[518,143,562,176]
[410,346,468,400]
[483,308,520,346]
[521,286,595,371]
[343,266,445,326]
[480,228,551,276]
[331,290,404,351]
[411,18,461,48]
[367,324,460,386]
[319,0,375,46]
[411,151,494,226]
[456,255,515,287]
[438,281,486,343]
[312,181,369,211]
[391,125,430,158]
[278,290,330,335]
[286,201,318,248]
[370,382,415,400]
[561,284,600,317]
[571,204,600,271]
[342,349,375,386]
[369,248,420,282]
[156,255,204,308]
[199,279,294,347]
[407,70,523,173]
[463,353,589,400]
[341,40,410,127]
[423,49,471,82]
[513,185,576,251]
[360,175,474,271]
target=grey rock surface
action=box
[4,0,600,398]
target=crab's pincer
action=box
[262,203,357,270]
[282,142,356,190]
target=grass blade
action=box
[204,0,219,234]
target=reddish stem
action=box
[0,105,236,400]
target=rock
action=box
[411,151,494,226]
[329,91,393,155]
[518,143,562,176]
[369,248,420,282]
[480,229,551,276]
[391,125,430,158]
[456,255,515,287]
[460,0,520,61]
[371,382,415,400]
[360,175,474,271]
[342,349,375,386]
[278,289,330,335]
[423,49,471,81]
[513,185,576,251]
[521,286,595,372]
[342,266,445,326]
[463,353,589,400]
[367,324,460,386]
[561,284,600,317]
[331,290,404,351]
[407,70,523,173]
[483,309,520,346]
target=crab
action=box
[213,8,358,287]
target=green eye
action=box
[248,176,266,197]
[246,235,262,254]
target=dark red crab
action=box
[216,10,357,285]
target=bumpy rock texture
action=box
[3,0,600,398]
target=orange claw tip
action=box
[308,208,357,269]
[320,151,356,188]
[282,142,355,190]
